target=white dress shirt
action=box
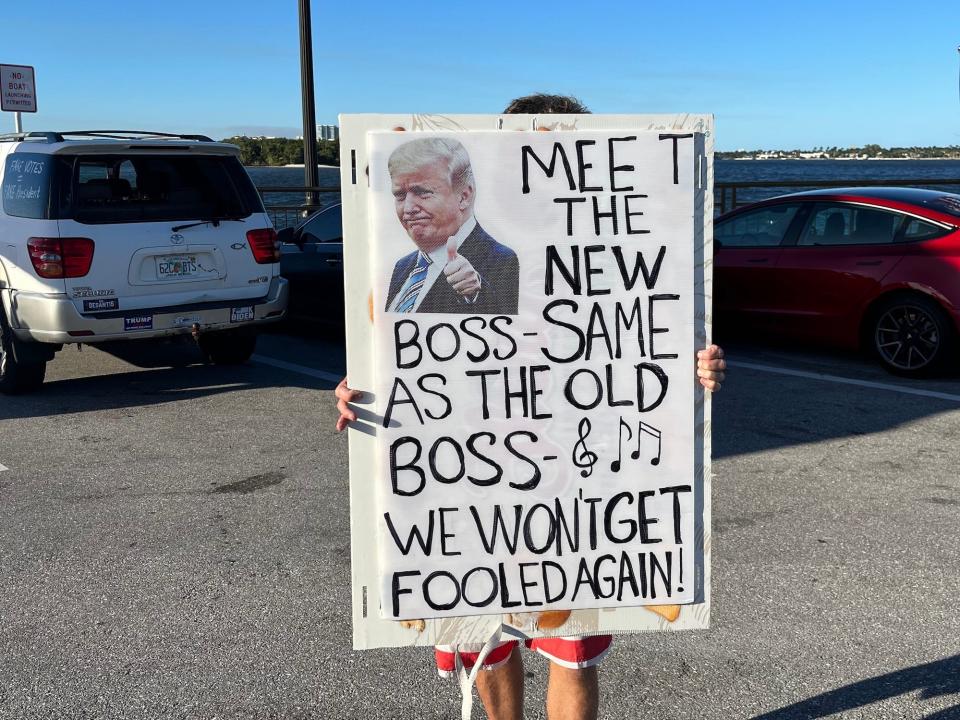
[390,215,478,312]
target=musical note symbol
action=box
[638,421,662,466]
[610,418,634,472]
[572,418,598,478]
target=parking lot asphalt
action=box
[0,330,958,719]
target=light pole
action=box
[299,0,319,208]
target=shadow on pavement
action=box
[713,337,960,459]
[91,337,206,369]
[0,361,335,421]
[752,654,959,719]
[713,381,960,459]
[264,316,344,341]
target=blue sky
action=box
[5,0,960,150]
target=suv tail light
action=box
[247,229,280,264]
[27,237,95,279]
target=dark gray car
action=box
[278,203,343,323]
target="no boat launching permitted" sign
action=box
[1,64,37,113]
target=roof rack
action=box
[0,130,215,144]
[58,130,215,142]
[0,131,64,143]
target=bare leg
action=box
[475,647,524,720]
[546,663,599,720]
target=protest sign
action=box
[341,114,713,649]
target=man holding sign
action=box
[384,137,520,314]
[337,95,727,720]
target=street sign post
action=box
[1,64,37,133]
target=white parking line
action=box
[0,463,8,473]
[729,360,960,403]
[251,354,343,384]
[252,352,960,404]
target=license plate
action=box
[231,306,254,323]
[156,255,198,279]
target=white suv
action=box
[0,130,289,393]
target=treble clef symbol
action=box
[572,418,598,478]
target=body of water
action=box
[249,160,960,225]
[715,158,960,208]
[247,166,342,208]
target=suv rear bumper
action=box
[3,278,288,344]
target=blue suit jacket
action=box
[384,224,519,315]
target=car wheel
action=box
[871,295,955,376]
[198,331,257,365]
[0,311,46,394]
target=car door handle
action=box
[747,258,769,263]
[855,260,883,266]
[325,258,342,265]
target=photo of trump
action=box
[383,137,519,314]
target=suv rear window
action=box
[2,152,59,219]
[69,154,263,224]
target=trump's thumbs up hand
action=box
[443,237,481,300]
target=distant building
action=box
[317,124,339,141]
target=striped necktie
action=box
[394,251,432,313]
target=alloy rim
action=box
[875,305,940,370]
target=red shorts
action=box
[435,635,613,677]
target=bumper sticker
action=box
[230,306,255,323]
[83,298,119,313]
[124,315,153,331]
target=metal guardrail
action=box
[255,179,960,227]
[256,185,340,229]
[255,185,340,195]
[261,205,326,230]
[715,177,960,214]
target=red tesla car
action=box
[714,188,960,375]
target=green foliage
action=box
[221,136,340,166]
[317,140,339,166]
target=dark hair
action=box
[503,93,590,114]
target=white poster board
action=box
[342,114,713,649]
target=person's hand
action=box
[335,377,362,431]
[696,345,726,392]
[443,237,481,300]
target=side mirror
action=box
[276,227,295,246]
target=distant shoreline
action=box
[720,156,960,161]
[243,159,960,167]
